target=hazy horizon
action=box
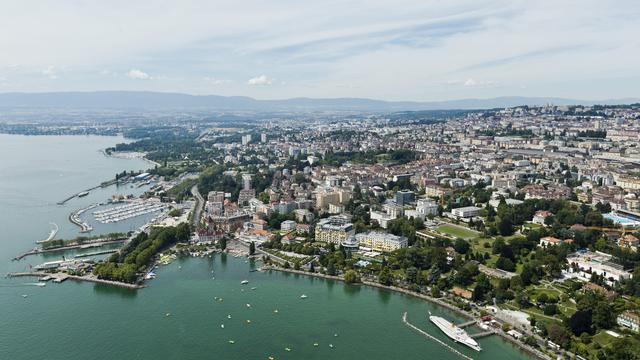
[1,1,639,101]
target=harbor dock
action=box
[402,312,474,360]
[13,238,126,261]
[7,272,145,289]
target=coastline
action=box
[103,149,161,168]
[263,265,552,360]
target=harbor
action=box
[92,200,167,224]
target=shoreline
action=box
[263,265,552,360]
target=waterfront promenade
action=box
[13,238,126,260]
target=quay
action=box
[74,249,118,258]
[13,238,126,261]
[69,204,97,232]
[457,320,477,328]
[7,272,145,289]
[402,312,474,360]
[36,223,59,244]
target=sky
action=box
[1,0,639,101]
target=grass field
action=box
[436,224,480,239]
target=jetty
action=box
[13,238,126,261]
[36,223,59,244]
[402,312,473,360]
[69,204,97,232]
[7,272,144,289]
[457,320,476,328]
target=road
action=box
[191,185,204,228]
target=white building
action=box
[566,251,632,286]
[356,231,408,252]
[416,199,439,216]
[617,311,640,332]
[315,215,354,245]
[280,220,297,232]
[451,206,482,218]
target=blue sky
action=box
[1,0,639,101]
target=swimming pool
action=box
[604,212,640,227]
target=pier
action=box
[7,272,145,289]
[457,320,476,328]
[402,312,473,360]
[470,331,494,338]
[13,238,126,260]
[36,223,59,244]
[69,204,97,232]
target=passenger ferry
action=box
[429,312,482,352]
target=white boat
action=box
[429,312,481,352]
[240,280,249,285]
[300,294,308,299]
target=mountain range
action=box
[0,91,637,111]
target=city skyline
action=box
[1,0,639,101]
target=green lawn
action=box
[436,224,480,240]
[592,331,616,347]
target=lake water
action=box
[0,134,533,360]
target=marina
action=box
[92,200,167,224]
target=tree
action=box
[547,323,570,348]
[592,302,615,330]
[219,237,227,251]
[378,267,393,286]
[498,217,514,236]
[344,270,360,284]
[309,262,315,273]
[453,238,470,254]
[326,261,336,276]
[249,241,256,255]
[472,274,493,302]
[496,256,515,272]
[568,310,593,336]
[406,267,418,283]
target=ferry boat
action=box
[429,312,482,352]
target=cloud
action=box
[247,75,273,86]
[203,76,230,85]
[126,69,152,80]
[41,65,58,79]
[445,78,499,88]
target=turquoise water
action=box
[0,134,533,360]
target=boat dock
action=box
[7,272,145,289]
[457,320,476,328]
[74,249,117,258]
[402,312,474,360]
[13,238,126,261]
[470,331,494,338]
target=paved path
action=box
[190,185,204,228]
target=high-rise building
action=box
[261,133,267,143]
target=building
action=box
[416,199,439,216]
[566,251,632,286]
[315,215,354,245]
[280,220,297,232]
[532,210,553,226]
[618,234,639,251]
[260,133,267,143]
[394,190,415,205]
[617,311,640,332]
[451,206,481,219]
[355,231,407,252]
[539,236,572,247]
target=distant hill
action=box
[0,91,637,111]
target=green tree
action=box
[378,267,393,286]
[219,237,227,251]
[249,241,256,255]
[344,270,360,284]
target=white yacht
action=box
[429,312,481,352]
